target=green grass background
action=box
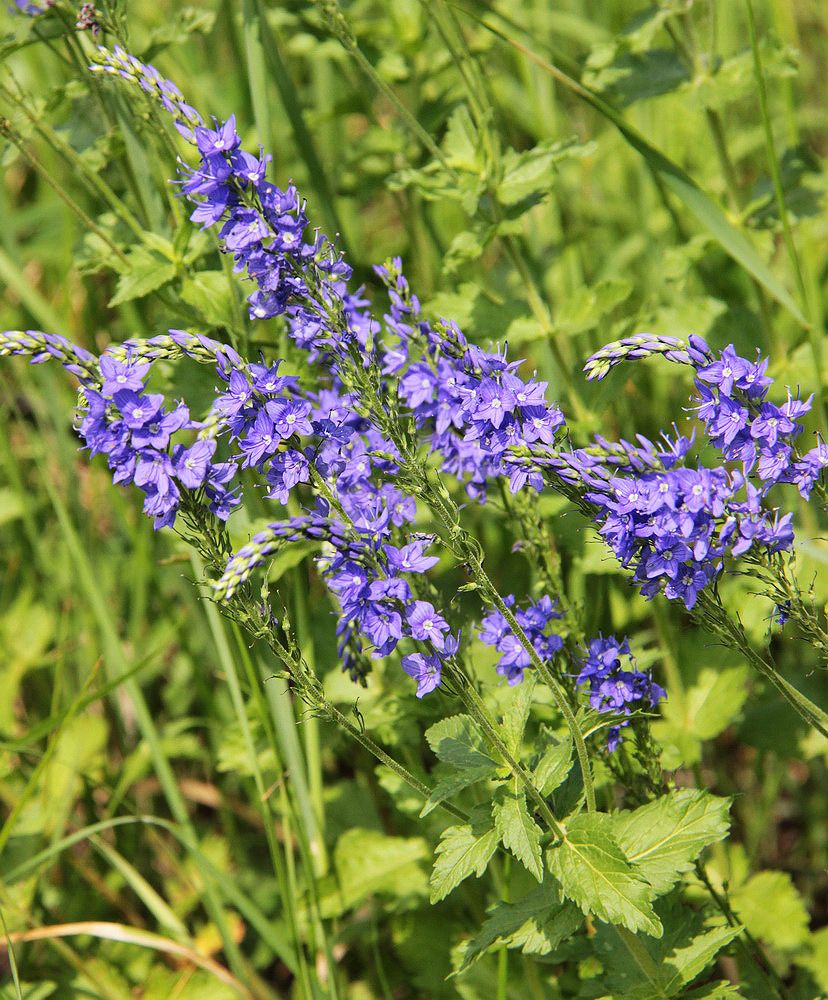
[0,1,827,997]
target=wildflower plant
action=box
[2,4,827,998]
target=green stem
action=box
[1,125,129,265]
[747,0,825,430]
[697,592,828,738]
[321,700,469,823]
[460,682,565,839]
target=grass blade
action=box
[463,7,809,329]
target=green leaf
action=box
[614,789,731,896]
[425,714,500,769]
[0,985,56,1000]
[533,734,574,795]
[592,896,741,998]
[497,137,593,206]
[333,828,429,911]
[430,817,499,903]
[660,924,743,995]
[493,788,543,881]
[180,270,238,331]
[477,18,809,326]
[795,926,828,993]
[731,870,810,951]
[652,665,749,768]
[546,813,661,936]
[420,765,495,817]
[554,278,633,338]
[500,674,535,756]
[108,246,177,307]
[442,106,483,173]
[454,883,581,973]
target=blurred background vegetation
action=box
[0,1,827,996]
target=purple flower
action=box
[576,635,664,750]
[406,601,450,651]
[239,410,280,468]
[385,540,439,574]
[401,652,442,697]
[194,115,240,156]
[697,344,749,396]
[173,439,217,488]
[100,356,150,397]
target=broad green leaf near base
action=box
[593,898,742,999]
[333,828,429,912]
[546,813,662,937]
[614,789,731,896]
[730,870,810,951]
[454,884,582,973]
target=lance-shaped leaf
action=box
[500,674,536,756]
[420,765,496,818]
[430,813,500,903]
[533,733,573,795]
[454,883,582,973]
[546,813,662,936]
[425,714,500,769]
[493,787,543,881]
[614,789,731,896]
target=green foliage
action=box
[2,0,827,996]
[730,870,810,952]
[430,811,500,903]
[614,789,731,896]
[492,787,543,881]
[547,813,662,936]
[425,714,501,769]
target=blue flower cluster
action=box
[9,48,828,714]
[376,261,567,500]
[575,636,665,751]
[479,595,564,685]
[570,337,808,609]
[217,511,458,692]
[92,47,370,367]
[78,350,242,528]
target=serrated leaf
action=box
[679,984,741,1000]
[501,674,536,755]
[661,924,742,994]
[425,714,499,769]
[614,789,731,896]
[430,820,499,903]
[533,734,573,795]
[731,870,810,951]
[108,247,177,306]
[497,137,593,206]
[334,828,429,911]
[592,895,741,998]
[442,106,482,172]
[454,883,581,973]
[546,813,661,936]
[420,765,495,817]
[493,788,543,881]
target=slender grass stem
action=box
[746,0,826,431]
